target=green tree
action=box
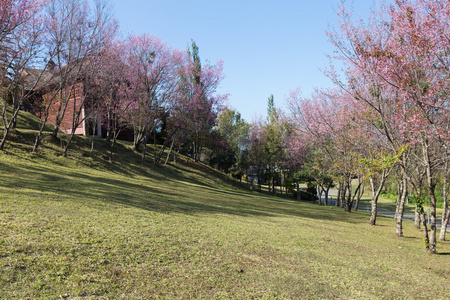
[216,108,250,172]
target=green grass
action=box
[0,114,450,298]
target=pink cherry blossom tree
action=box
[0,0,44,150]
[41,0,117,140]
[121,34,184,163]
[326,0,450,252]
[161,41,226,163]
[79,40,132,159]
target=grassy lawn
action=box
[0,115,449,298]
[354,184,444,216]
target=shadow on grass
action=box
[0,129,371,226]
[0,159,368,225]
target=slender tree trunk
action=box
[439,159,449,241]
[369,170,389,225]
[324,185,331,206]
[90,134,95,157]
[272,175,277,196]
[141,135,149,163]
[354,179,364,211]
[153,128,157,163]
[62,132,75,157]
[414,205,421,229]
[174,149,179,163]
[0,105,21,150]
[89,116,98,158]
[420,211,430,253]
[106,111,112,145]
[134,128,143,151]
[351,178,362,211]
[369,178,379,225]
[10,102,18,129]
[52,103,63,138]
[369,175,384,225]
[164,139,174,165]
[440,210,449,241]
[336,181,341,207]
[296,180,301,201]
[394,176,408,237]
[340,180,345,209]
[317,184,323,206]
[155,127,180,164]
[423,142,437,253]
[193,141,201,162]
[0,128,10,150]
[345,178,353,212]
[33,95,55,153]
[109,135,115,162]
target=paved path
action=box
[320,190,449,233]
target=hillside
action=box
[0,112,449,299]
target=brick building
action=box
[22,66,102,137]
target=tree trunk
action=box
[141,135,149,163]
[272,176,276,195]
[193,141,201,162]
[420,211,431,253]
[90,133,95,158]
[32,128,43,153]
[109,135,115,162]
[369,170,389,225]
[317,184,323,206]
[354,179,364,211]
[106,111,112,145]
[352,178,363,211]
[414,205,421,229]
[0,105,21,150]
[423,141,437,253]
[394,175,408,237]
[324,185,331,206]
[345,178,353,212]
[369,182,378,225]
[0,127,10,151]
[155,128,179,164]
[440,209,449,241]
[153,128,157,163]
[32,92,56,153]
[439,158,449,241]
[134,127,144,151]
[10,103,18,130]
[296,180,301,201]
[164,139,175,165]
[89,116,98,158]
[174,149,178,163]
[340,180,346,209]
[62,132,75,157]
[336,181,341,207]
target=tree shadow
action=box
[0,160,370,225]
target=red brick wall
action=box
[44,82,85,134]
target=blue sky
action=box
[110,0,377,121]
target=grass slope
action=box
[0,113,449,299]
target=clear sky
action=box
[109,0,377,121]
